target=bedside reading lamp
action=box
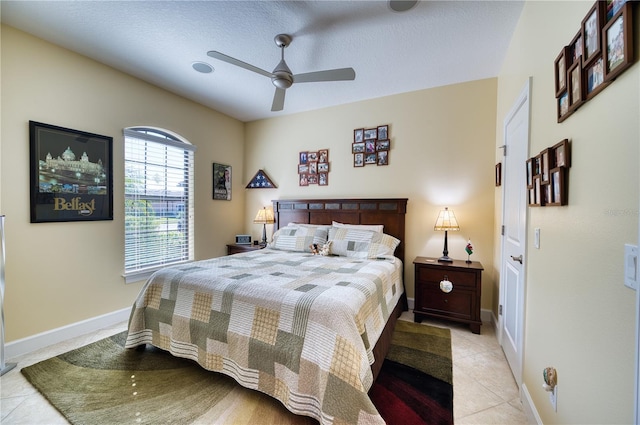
[434,207,460,262]
[254,207,275,246]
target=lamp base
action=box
[438,255,454,263]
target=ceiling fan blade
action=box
[293,67,356,83]
[207,51,273,78]
[271,88,286,112]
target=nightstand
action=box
[226,243,265,255]
[413,256,484,334]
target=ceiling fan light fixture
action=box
[272,73,293,89]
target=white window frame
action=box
[123,127,196,283]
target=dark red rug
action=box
[370,320,453,425]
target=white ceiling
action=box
[1,1,524,122]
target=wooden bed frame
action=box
[272,198,408,381]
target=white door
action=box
[499,79,531,387]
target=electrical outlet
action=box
[549,385,558,412]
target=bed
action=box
[125,198,408,424]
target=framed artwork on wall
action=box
[212,163,232,200]
[29,121,113,223]
[603,2,634,82]
[582,1,605,68]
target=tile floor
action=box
[1,313,528,424]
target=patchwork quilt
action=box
[125,248,404,425]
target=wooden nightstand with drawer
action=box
[226,243,264,255]
[413,256,484,334]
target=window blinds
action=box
[124,129,195,279]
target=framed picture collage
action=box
[555,0,635,122]
[298,149,329,186]
[353,124,390,167]
[527,139,571,207]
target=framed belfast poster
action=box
[29,121,113,223]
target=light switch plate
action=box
[624,244,638,290]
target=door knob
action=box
[510,255,523,264]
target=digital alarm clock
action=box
[235,234,252,245]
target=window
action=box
[124,127,195,283]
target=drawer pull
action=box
[440,278,453,293]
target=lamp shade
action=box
[253,207,275,224]
[434,207,460,231]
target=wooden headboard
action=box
[272,198,408,264]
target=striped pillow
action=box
[328,227,400,259]
[268,225,329,252]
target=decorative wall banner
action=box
[29,121,113,223]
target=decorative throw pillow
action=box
[331,221,384,233]
[328,227,400,259]
[268,225,329,252]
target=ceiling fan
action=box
[207,34,356,112]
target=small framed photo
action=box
[308,174,318,185]
[318,149,329,163]
[376,140,390,151]
[495,163,502,187]
[364,128,377,140]
[533,155,541,177]
[299,151,308,164]
[29,121,113,222]
[567,59,583,111]
[607,0,628,20]
[603,2,634,82]
[308,161,317,175]
[354,153,364,167]
[318,162,329,172]
[533,176,543,206]
[377,150,388,166]
[552,139,570,167]
[318,172,328,186]
[582,1,605,67]
[377,125,389,140]
[364,153,377,165]
[585,56,609,100]
[557,91,570,122]
[298,164,309,174]
[540,148,552,184]
[365,139,376,153]
[299,173,309,186]
[548,167,566,206]
[354,129,364,144]
[554,46,569,97]
[307,151,318,162]
[526,158,533,188]
[528,186,536,206]
[569,31,583,65]
[352,142,365,153]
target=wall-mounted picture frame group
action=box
[527,139,570,207]
[212,163,232,200]
[353,124,390,167]
[298,149,329,186]
[555,0,635,122]
[29,121,113,223]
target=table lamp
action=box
[254,207,275,246]
[434,207,459,262]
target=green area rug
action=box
[21,320,452,424]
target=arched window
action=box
[123,127,196,283]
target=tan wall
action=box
[495,2,639,423]
[1,25,245,341]
[244,79,498,306]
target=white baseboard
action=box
[5,307,130,360]
[521,383,543,424]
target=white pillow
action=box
[268,225,329,252]
[328,227,400,259]
[331,221,384,233]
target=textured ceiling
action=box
[1,1,524,122]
